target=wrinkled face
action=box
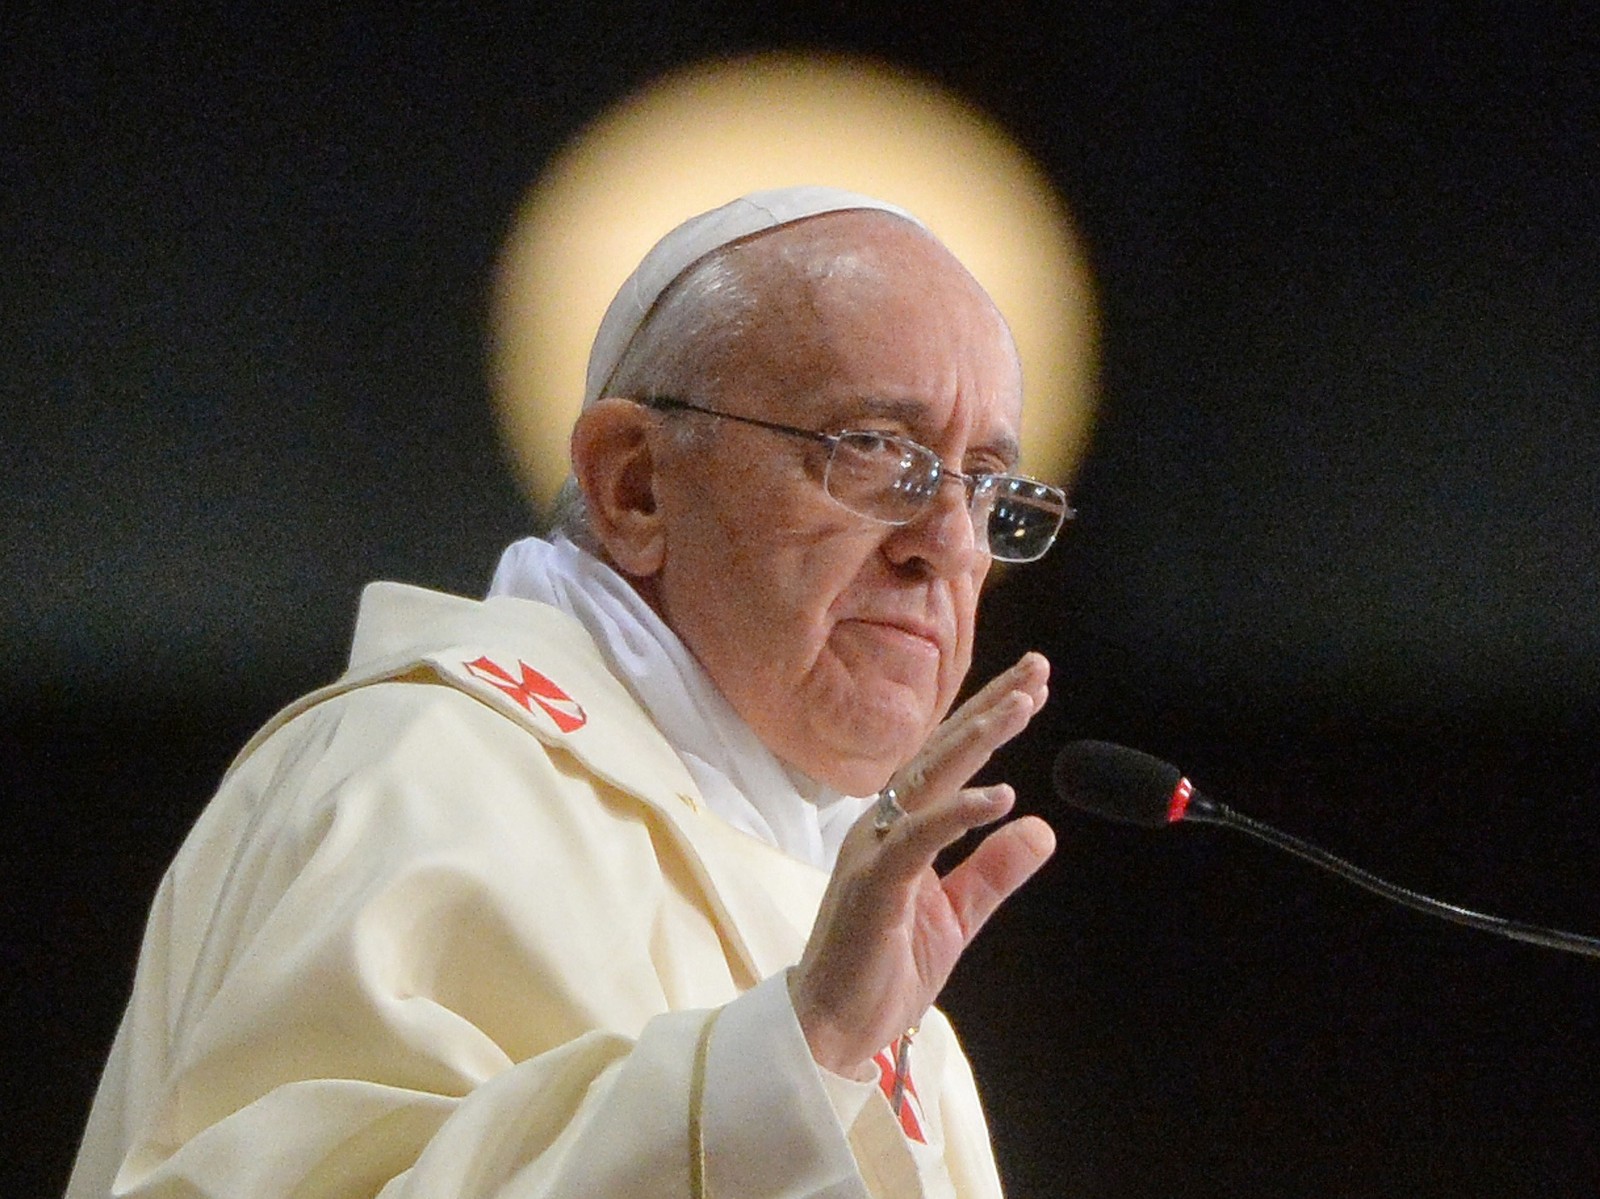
[645,213,1023,794]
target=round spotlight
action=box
[489,52,1097,512]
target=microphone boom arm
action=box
[1192,799,1600,960]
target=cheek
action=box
[673,508,870,684]
[722,502,876,633]
[938,583,981,703]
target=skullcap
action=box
[583,186,924,406]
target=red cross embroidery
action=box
[463,656,588,733]
[872,1038,926,1143]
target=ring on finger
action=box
[872,785,907,838]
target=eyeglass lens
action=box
[823,432,1065,562]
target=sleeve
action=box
[77,680,883,1199]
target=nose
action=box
[881,470,986,575]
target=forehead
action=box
[832,394,1021,466]
[721,214,1024,453]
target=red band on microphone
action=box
[1168,778,1194,823]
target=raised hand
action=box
[789,651,1055,1075]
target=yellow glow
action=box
[490,52,1098,511]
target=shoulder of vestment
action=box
[227,581,704,821]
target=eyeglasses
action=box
[640,396,1073,563]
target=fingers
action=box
[895,652,1049,816]
[928,652,1048,756]
[939,814,1056,940]
[969,649,1049,711]
[878,783,1017,870]
[866,649,1052,881]
[919,693,1032,796]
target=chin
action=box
[805,753,899,799]
[758,659,945,792]
[796,702,937,795]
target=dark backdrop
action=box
[7,4,1599,1196]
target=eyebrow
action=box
[842,396,1023,470]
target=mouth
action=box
[836,617,945,659]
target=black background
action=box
[6,4,1600,1195]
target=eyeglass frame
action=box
[635,395,1073,562]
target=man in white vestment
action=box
[67,187,1077,1198]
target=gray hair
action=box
[548,247,759,548]
[550,207,940,548]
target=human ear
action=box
[569,398,667,578]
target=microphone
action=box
[1053,739,1600,960]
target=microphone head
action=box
[1052,740,1199,827]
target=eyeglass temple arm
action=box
[640,396,839,450]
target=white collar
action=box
[487,536,871,869]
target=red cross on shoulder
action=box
[462,656,588,733]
